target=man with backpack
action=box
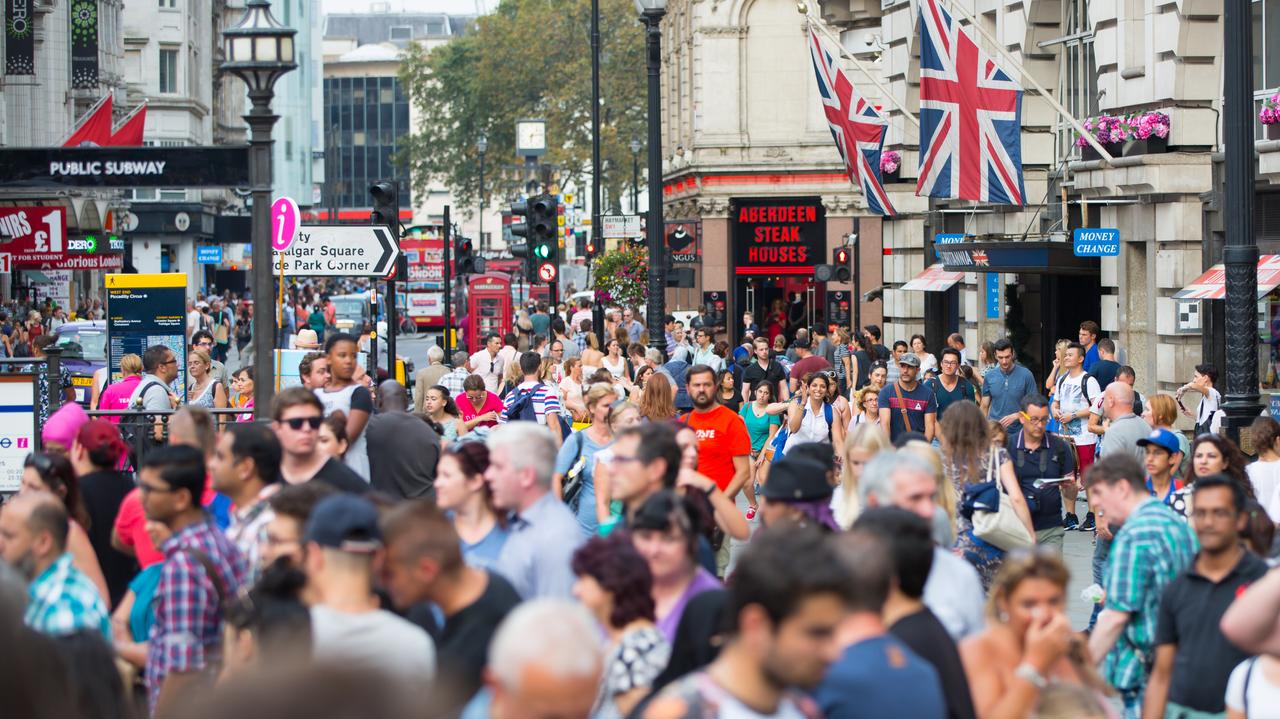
[127,345,179,447]
[925,347,975,420]
[1009,395,1075,554]
[1051,341,1101,532]
[499,351,564,446]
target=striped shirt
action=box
[499,381,562,426]
[25,553,110,639]
[1103,498,1198,691]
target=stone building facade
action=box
[662,0,1280,408]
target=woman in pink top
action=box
[97,353,144,424]
[456,374,504,432]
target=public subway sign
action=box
[730,197,826,276]
[0,147,251,187]
[1072,228,1120,257]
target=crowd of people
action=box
[5,305,1280,719]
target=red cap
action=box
[76,420,128,465]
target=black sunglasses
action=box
[24,452,53,474]
[282,416,323,431]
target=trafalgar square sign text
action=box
[273,224,398,277]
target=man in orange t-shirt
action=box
[684,364,751,495]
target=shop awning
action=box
[939,240,1099,275]
[1173,255,1280,300]
[901,264,965,292]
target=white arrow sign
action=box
[273,225,398,277]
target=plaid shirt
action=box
[24,553,110,639]
[440,367,470,396]
[1103,498,1198,691]
[146,517,249,711]
[224,484,279,582]
[572,332,589,352]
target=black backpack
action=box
[502,383,545,423]
[119,379,168,468]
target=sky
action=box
[321,0,491,17]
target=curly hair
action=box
[571,532,656,628]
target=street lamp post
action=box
[221,0,296,417]
[630,136,641,213]
[637,0,667,355]
[1221,0,1264,444]
[477,134,488,250]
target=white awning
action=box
[1173,255,1280,300]
[901,264,964,292]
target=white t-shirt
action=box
[1055,372,1101,446]
[469,349,505,394]
[1249,461,1280,523]
[1226,656,1280,717]
[1197,387,1222,429]
[310,605,436,681]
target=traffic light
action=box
[508,198,534,278]
[529,194,558,283]
[454,236,485,275]
[584,231,598,258]
[369,181,399,228]
[832,246,852,282]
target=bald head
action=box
[376,380,409,413]
[1104,382,1135,420]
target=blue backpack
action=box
[502,383,545,423]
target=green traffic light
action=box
[534,243,551,258]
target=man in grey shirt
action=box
[304,494,436,680]
[130,344,180,411]
[859,449,986,641]
[486,423,584,599]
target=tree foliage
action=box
[398,0,648,216]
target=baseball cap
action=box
[76,420,128,465]
[303,495,382,553]
[898,353,921,368]
[1137,428,1182,456]
[760,457,832,502]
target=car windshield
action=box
[332,298,368,319]
[55,330,107,361]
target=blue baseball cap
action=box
[303,494,382,553]
[1137,428,1182,456]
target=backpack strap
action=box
[179,545,228,610]
[1244,656,1258,718]
[892,382,912,431]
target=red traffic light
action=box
[586,242,596,255]
[834,247,850,264]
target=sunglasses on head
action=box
[282,416,323,431]
[24,452,54,474]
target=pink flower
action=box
[1263,106,1279,126]
[880,151,901,174]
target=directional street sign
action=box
[601,214,642,239]
[274,224,398,277]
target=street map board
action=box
[105,273,187,393]
[0,375,37,493]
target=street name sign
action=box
[601,214,642,239]
[274,224,398,277]
[1073,228,1120,257]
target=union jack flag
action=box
[808,29,895,216]
[917,0,1025,205]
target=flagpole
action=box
[934,0,1115,164]
[111,100,146,134]
[802,11,920,129]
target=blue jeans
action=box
[1089,532,1112,630]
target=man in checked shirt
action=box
[142,444,249,717]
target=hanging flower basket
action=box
[1076,111,1171,158]
[879,150,901,183]
[590,244,649,309]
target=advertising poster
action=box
[105,273,186,392]
[0,374,37,493]
[5,0,34,75]
[69,0,98,88]
[32,269,72,309]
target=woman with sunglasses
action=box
[555,383,619,536]
[20,451,111,606]
[435,442,508,570]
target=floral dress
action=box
[947,446,1011,591]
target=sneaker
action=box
[745,505,758,521]
[1062,512,1079,531]
[1081,512,1096,532]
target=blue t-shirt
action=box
[813,635,947,719]
[461,524,510,572]
[877,381,938,439]
[127,564,164,642]
[1083,343,1100,372]
[980,363,1038,432]
[554,429,612,536]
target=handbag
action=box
[561,430,590,510]
[969,450,1034,551]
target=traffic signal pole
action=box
[443,205,453,351]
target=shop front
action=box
[730,196,829,347]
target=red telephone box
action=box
[467,273,513,347]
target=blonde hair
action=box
[188,348,212,369]
[539,357,558,383]
[1147,393,1177,428]
[119,353,143,376]
[834,423,891,529]
[855,386,879,414]
[502,357,524,386]
[584,382,617,413]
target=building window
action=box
[159,48,179,93]
[1053,0,1097,159]
[1255,0,1280,138]
[159,189,187,201]
[158,0,175,7]
[390,25,412,40]
[124,188,158,201]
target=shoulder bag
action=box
[560,429,590,510]
[970,449,1034,551]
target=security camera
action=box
[850,30,884,59]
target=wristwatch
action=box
[1014,662,1047,689]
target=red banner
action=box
[0,207,68,266]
